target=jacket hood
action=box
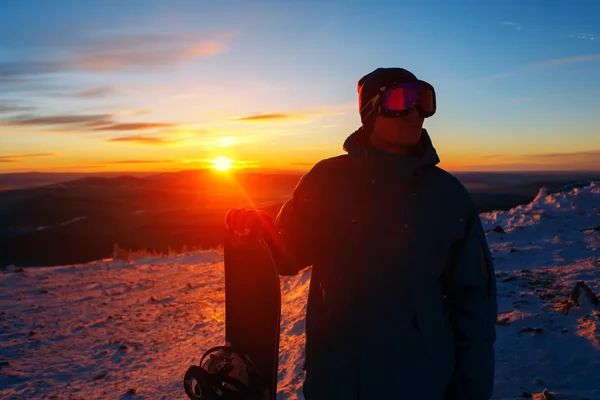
[342,127,440,180]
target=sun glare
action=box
[211,156,234,172]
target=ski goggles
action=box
[362,80,436,119]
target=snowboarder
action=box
[226,67,498,399]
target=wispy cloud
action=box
[105,135,177,145]
[0,31,236,80]
[534,53,600,67]
[0,61,64,81]
[569,33,597,41]
[0,112,180,134]
[74,86,114,98]
[470,150,600,168]
[231,106,351,123]
[3,114,112,126]
[475,53,600,81]
[0,152,58,162]
[232,112,310,122]
[69,32,236,72]
[0,104,33,113]
[94,122,174,131]
[105,159,173,164]
[501,21,522,31]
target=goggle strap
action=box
[359,87,386,122]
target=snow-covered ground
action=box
[1,183,599,399]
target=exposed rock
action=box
[519,327,542,334]
[93,372,107,380]
[486,225,506,234]
[569,281,599,306]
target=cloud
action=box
[94,122,174,131]
[525,150,600,160]
[0,104,33,113]
[0,152,58,162]
[0,112,178,134]
[232,113,308,122]
[501,21,522,31]
[475,53,600,81]
[105,135,176,145]
[467,150,600,170]
[105,159,173,164]
[74,86,114,98]
[534,53,600,67]
[3,114,112,126]
[70,32,234,72]
[0,61,64,80]
[0,32,236,80]
[569,33,597,41]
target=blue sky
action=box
[1,0,599,172]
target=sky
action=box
[1,0,599,173]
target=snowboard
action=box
[223,229,282,400]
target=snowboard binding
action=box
[183,345,268,400]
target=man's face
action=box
[370,107,424,152]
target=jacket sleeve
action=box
[269,165,321,276]
[444,205,498,400]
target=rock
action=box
[15,267,25,273]
[521,392,533,398]
[508,248,518,253]
[29,330,37,336]
[497,317,511,326]
[93,372,107,380]
[39,290,48,294]
[119,345,129,351]
[561,328,568,334]
[502,276,518,283]
[487,225,506,234]
[125,388,137,395]
[542,389,555,399]
[519,327,542,334]
[580,225,600,232]
[569,281,599,306]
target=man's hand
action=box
[225,208,276,236]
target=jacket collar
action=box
[342,127,440,181]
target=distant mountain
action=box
[1,169,599,267]
[0,171,152,191]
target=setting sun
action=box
[211,156,234,172]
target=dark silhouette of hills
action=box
[0,169,598,267]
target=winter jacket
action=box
[273,128,498,400]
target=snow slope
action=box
[1,182,599,399]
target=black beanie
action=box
[357,67,418,123]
